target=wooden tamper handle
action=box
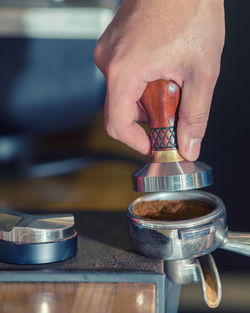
[139,79,184,162]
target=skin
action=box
[94,0,225,160]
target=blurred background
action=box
[0,0,249,312]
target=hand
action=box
[94,0,225,160]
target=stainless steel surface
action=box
[165,279,181,313]
[222,231,250,256]
[127,191,226,260]
[0,210,75,243]
[165,254,221,307]
[198,254,222,308]
[132,161,213,192]
[165,258,200,285]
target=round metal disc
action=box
[132,161,213,192]
[0,232,77,265]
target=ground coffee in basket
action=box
[133,200,213,221]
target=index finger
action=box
[104,70,151,155]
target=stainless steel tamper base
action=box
[132,160,213,192]
[0,210,77,264]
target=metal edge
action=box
[127,191,226,229]
[0,232,77,264]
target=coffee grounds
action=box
[133,200,213,221]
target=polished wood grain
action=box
[140,80,180,129]
[0,283,155,313]
[140,80,180,151]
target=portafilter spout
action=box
[165,255,222,308]
[132,80,213,192]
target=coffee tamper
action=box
[0,210,77,264]
[127,191,250,308]
[132,80,213,192]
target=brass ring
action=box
[152,150,184,163]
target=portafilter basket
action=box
[127,191,250,308]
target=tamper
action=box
[132,80,213,192]
[0,210,77,264]
[127,191,250,308]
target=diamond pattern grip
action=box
[151,127,177,150]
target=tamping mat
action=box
[0,211,164,275]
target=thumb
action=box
[177,79,215,161]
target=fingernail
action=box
[186,138,202,161]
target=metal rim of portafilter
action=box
[132,80,213,192]
[127,191,250,308]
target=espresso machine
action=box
[128,80,250,312]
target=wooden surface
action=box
[140,80,180,129]
[140,80,180,151]
[0,283,155,313]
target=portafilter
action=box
[127,191,250,308]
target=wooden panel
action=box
[0,282,155,313]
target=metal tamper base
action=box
[0,210,77,265]
[132,160,213,192]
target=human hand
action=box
[94,0,225,161]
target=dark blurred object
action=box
[199,0,250,273]
[0,2,117,175]
[0,0,117,133]
[0,38,105,134]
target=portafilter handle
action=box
[139,80,184,163]
[221,231,250,256]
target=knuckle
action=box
[180,111,209,126]
[105,123,120,140]
[93,43,103,65]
